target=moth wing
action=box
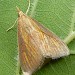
[30,18,70,59]
[18,19,44,73]
[18,9,70,75]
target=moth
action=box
[17,9,70,75]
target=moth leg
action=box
[16,59,21,75]
[6,18,18,31]
[23,72,31,75]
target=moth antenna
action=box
[6,0,30,31]
[6,6,20,32]
[6,18,18,31]
[26,0,30,14]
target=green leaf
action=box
[0,0,75,75]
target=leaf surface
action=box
[0,0,75,75]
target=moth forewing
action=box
[18,11,44,74]
[18,10,70,75]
